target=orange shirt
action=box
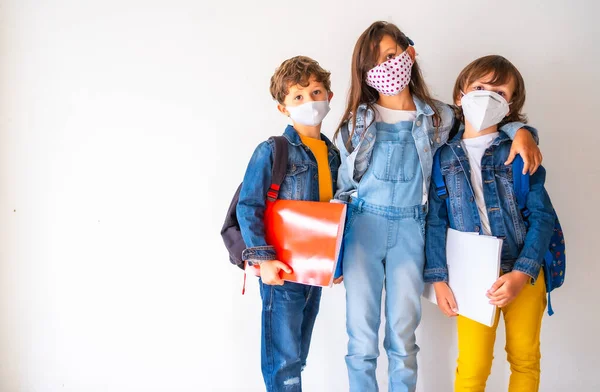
[300,135,333,202]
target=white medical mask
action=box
[286,100,330,127]
[460,90,510,132]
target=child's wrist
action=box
[511,270,531,280]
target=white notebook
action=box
[423,228,503,327]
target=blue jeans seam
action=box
[264,284,274,391]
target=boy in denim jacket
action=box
[424,55,555,391]
[236,56,340,392]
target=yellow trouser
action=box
[455,270,547,392]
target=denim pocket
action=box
[372,141,419,183]
[343,204,361,234]
[495,169,527,246]
[282,163,309,199]
[415,216,426,240]
[442,165,466,231]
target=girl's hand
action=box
[505,129,543,174]
[259,260,292,286]
[486,271,530,307]
[333,276,344,284]
[433,282,459,317]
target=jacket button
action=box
[291,164,296,172]
[416,120,422,126]
[474,226,480,232]
[470,196,474,202]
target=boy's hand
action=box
[333,276,344,284]
[505,129,543,174]
[259,260,292,286]
[487,271,530,307]
[433,282,459,317]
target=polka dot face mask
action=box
[365,50,413,96]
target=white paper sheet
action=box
[423,228,502,327]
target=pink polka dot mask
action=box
[365,50,413,96]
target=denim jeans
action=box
[343,199,426,392]
[259,279,322,392]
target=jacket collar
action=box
[447,124,511,147]
[356,95,435,120]
[283,124,337,151]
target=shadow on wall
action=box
[417,301,456,391]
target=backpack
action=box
[432,149,565,316]
[511,155,565,315]
[220,136,288,270]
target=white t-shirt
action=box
[374,103,417,124]
[461,132,499,235]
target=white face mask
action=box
[460,90,510,132]
[286,100,330,127]
[365,50,413,96]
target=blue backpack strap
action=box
[512,155,530,218]
[512,155,555,315]
[546,291,554,316]
[432,148,448,203]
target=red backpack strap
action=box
[266,136,289,202]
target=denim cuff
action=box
[242,246,276,265]
[512,257,542,283]
[520,125,540,144]
[424,268,449,283]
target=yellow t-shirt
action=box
[299,135,333,202]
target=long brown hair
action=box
[335,21,441,143]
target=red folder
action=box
[246,200,347,287]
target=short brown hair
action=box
[453,55,527,124]
[269,56,331,104]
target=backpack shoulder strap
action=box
[266,136,289,202]
[432,148,448,201]
[448,115,461,141]
[512,155,530,213]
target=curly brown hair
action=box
[270,56,331,104]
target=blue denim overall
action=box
[343,120,426,392]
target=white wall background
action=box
[0,0,598,391]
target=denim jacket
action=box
[334,98,535,203]
[236,125,341,264]
[424,127,555,283]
